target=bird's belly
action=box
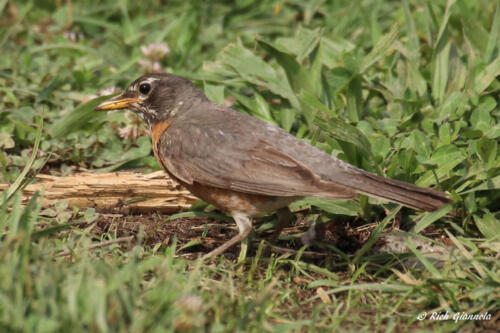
[185,182,299,217]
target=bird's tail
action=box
[345,170,452,211]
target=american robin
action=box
[95,73,452,259]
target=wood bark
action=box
[0,171,197,213]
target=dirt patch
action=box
[88,212,376,259]
[87,210,451,261]
[93,214,229,253]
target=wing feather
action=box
[156,116,354,198]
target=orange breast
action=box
[150,119,173,170]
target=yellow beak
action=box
[94,95,140,111]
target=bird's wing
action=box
[155,105,451,211]
[155,109,355,198]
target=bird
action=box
[95,73,452,259]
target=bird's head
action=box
[95,73,205,125]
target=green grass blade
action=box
[473,211,500,240]
[462,175,500,193]
[474,56,500,94]
[485,2,500,62]
[445,230,488,279]
[50,95,113,138]
[413,205,453,233]
[4,111,44,202]
[352,207,400,264]
[401,0,419,61]
[217,41,300,109]
[300,91,378,170]
[360,25,398,73]
[406,238,441,278]
[431,0,456,103]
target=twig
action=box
[56,235,134,257]
[263,243,330,259]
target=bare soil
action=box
[89,211,382,260]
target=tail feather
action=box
[328,170,452,212]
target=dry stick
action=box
[0,171,197,214]
[56,235,135,257]
[264,243,329,259]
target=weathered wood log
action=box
[0,171,197,213]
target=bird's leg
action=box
[300,221,318,245]
[238,232,250,263]
[269,207,294,243]
[202,213,252,261]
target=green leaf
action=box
[272,26,321,63]
[218,41,300,108]
[257,38,320,98]
[438,123,451,145]
[445,230,490,279]
[463,33,477,93]
[303,0,325,25]
[437,91,468,122]
[94,137,152,172]
[474,56,500,94]
[346,76,362,122]
[294,197,361,216]
[485,3,500,63]
[0,132,14,149]
[51,95,111,138]
[0,2,32,48]
[352,207,401,264]
[463,175,500,193]
[165,211,232,222]
[323,67,354,93]
[36,76,65,103]
[409,131,431,158]
[413,205,453,233]
[474,211,500,239]
[431,0,456,104]
[448,46,468,92]
[406,238,442,278]
[360,24,398,73]
[299,91,378,169]
[280,108,297,133]
[317,37,355,69]
[435,0,456,48]
[324,283,411,294]
[406,56,427,96]
[203,82,225,104]
[432,39,451,104]
[416,147,464,187]
[470,104,495,133]
[458,1,490,55]
[231,91,277,126]
[425,145,464,167]
[471,138,498,169]
[402,0,420,61]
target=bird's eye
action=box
[139,83,151,95]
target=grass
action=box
[1,0,500,331]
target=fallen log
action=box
[0,171,197,213]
